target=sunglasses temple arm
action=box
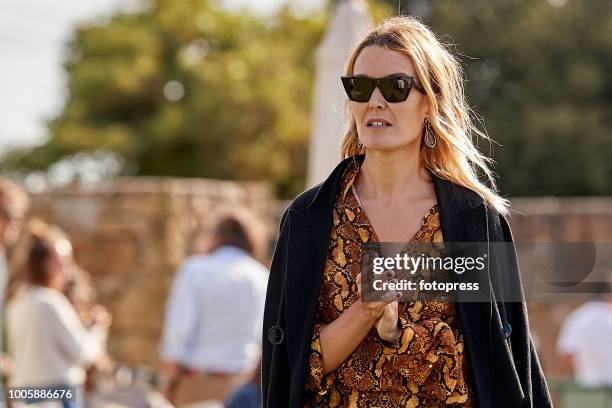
[413,80,426,94]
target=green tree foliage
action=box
[3,0,326,197]
[4,0,611,197]
[377,0,612,195]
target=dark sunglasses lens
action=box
[343,77,375,102]
[379,78,411,102]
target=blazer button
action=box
[503,321,512,338]
[268,325,285,345]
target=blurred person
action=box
[160,211,268,406]
[8,220,111,334]
[38,223,114,394]
[224,360,261,408]
[0,178,30,404]
[557,297,612,386]
[262,16,551,408]
[5,220,110,408]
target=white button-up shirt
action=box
[160,246,268,373]
[557,301,612,386]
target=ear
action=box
[420,96,429,117]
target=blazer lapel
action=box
[432,174,496,406]
[284,157,353,402]
[284,209,320,370]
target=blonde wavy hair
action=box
[340,16,509,216]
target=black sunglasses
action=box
[341,75,425,103]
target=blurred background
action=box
[1,0,611,407]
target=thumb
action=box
[384,301,399,322]
[376,302,393,332]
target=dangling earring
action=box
[423,118,436,149]
[356,134,364,151]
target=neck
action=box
[356,146,431,205]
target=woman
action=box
[6,221,110,408]
[262,16,552,408]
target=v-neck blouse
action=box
[350,183,438,245]
[303,159,474,407]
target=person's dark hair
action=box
[26,237,55,286]
[212,215,256,256]
[13,219,69,290]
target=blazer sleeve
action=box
[498,213,553,408]
[261,208,291,408]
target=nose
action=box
[368,86,386,109]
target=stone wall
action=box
[28,177,277,368]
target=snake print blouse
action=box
[303,159,474,407]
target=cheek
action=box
[394,104,424,129]
[48,259,63,275]
[351,102,367,121]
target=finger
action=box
[392,290,404,303]
[380,290,401,304]
[383,301,398,319]
[389,300,398,317]
[377,302,392,319]
[377,302,399,330]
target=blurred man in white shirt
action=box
[160,211,269,406]
[557,299,612,386]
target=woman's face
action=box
[351,45,429,152]
[45,239,74,291]
[44,251,67,290]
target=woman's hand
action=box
[90,304,112,329]
[317,272,404,375]
[355,272,402,343]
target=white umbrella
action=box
[306,0,372,187]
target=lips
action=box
[366,118,392,127]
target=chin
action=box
[362,136,419,153]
